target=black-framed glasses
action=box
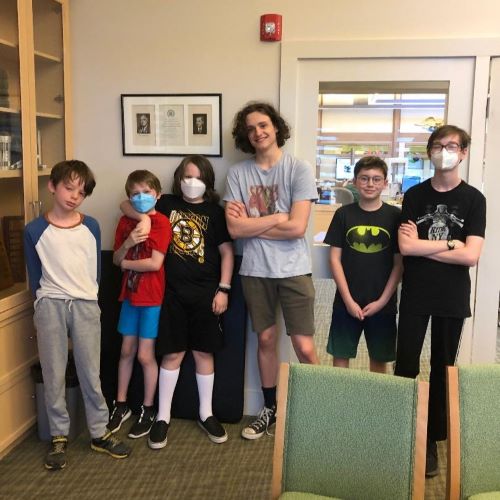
[356,175,385,185]
[430,142,461,153]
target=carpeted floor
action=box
[1,279,497,499]
[0,417,274,500]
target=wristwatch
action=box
[447,239,455,250]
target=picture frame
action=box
[121,94,222,157]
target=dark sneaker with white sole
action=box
[128,405,156,439]
[198,416,228,444]
[45,435,68,470]
[91,431,130,459]
[241,405,276,440]
[148,420,169,449]
[108,402,131,434]
[425,440,439,477]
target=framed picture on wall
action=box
[121,94,222,156]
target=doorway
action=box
[280,49,488,365]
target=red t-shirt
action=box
[114,212,172,306]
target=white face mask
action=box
[431,149,459,171]
[181,177,206,200]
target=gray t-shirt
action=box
[223,152,318,278]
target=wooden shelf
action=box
[0,38,17,50]
[0,169,22,179]
[0,106,21,115]
[34,50,62,63]
[37,168,51,177]
[36,111,63,119]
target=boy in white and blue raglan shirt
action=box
[24,160,130,471]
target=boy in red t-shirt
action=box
[109,170,172,439]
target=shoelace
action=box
[51,440,66,455]
[250,407,275,436]
[103,433,121,447]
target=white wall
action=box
[70,0,500,414]
[70,0,500,245]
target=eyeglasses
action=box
[430,142,461,154]
[356,175,385,185]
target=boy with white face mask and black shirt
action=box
[395,125,486,477]
[120,155,234,449]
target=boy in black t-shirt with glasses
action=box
[324,156,402,374]
[395,125,486,477]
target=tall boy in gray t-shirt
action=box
[224,102,318,440]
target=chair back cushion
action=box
[459,365,500,499]
[282,365,419,500]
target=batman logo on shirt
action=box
[346,225,390,254]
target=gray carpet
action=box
[1,278,497,499]
[0,417,274,500]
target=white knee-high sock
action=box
[196,372,214,422]
[156,367,180,423]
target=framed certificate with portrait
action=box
[121,94,222,156]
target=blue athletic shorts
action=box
[117,299,161,339]
[327,304,396,362]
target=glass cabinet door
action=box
[32,0,66,214]
[0,0,28,299]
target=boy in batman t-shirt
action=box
[324,156,402,373]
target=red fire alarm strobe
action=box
[260,14,282,42]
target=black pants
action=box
[395,313,464,442]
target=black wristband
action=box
[217,287,230,294]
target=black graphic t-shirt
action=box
[400,179,486,317]
[156,194,231,297]
[324,202,401,314]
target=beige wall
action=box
[70,0,500,246]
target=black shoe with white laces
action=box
[148,420,169,449]
[198,416,228,444]
[108,402,131,434]
[128,405,156,439]
[241,405,276,440]
[45,435,68,470]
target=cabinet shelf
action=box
[0,38,17,50]
[34,50,62,63]
[0,169,22,179]
[36,111,63,119]
[0,106,21,115]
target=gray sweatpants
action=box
[34,298,109,438]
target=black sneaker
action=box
[45,435,68,470]
[241,405,276,440]
[128,405,156,439]
[425,440,439,477]
[148,420,169,449]
[198,416,228,444]
[91,431,130,459]
[108,402,131,434]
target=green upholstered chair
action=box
[446,365,500,500]
[271,363,429,500]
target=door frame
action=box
[280,37,500,364]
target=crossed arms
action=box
[225,199,312,240]
[398,220,484,267]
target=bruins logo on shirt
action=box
[170,210,208,263]
[346,225,390,254]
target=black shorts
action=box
[156,288,224,356]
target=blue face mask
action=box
[130,192,156,213]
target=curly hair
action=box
[172,155,220,203]
[232,101,291,154]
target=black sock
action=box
[262,386,277,409]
